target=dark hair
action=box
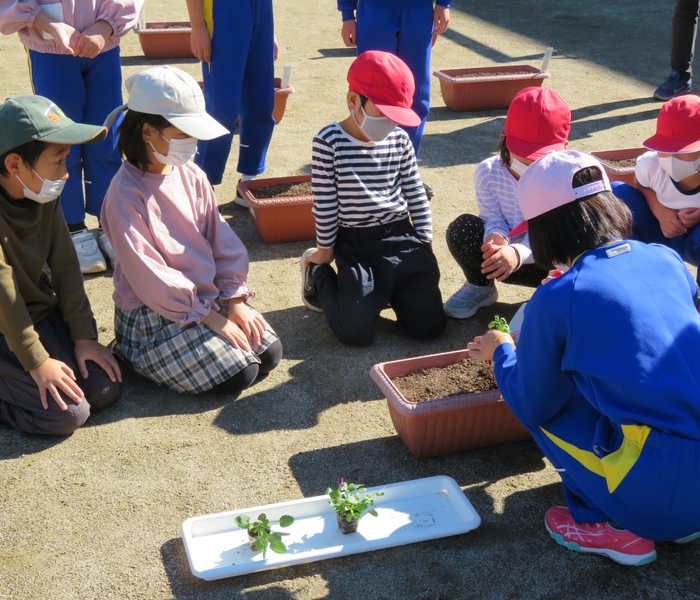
[117,109,170,172]
[528,166,633,269]
[498,135,511,166]
[359,94,368,109]
[0,140,48,177]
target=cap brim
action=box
[373,102,421,127]
[508,220,528,237]
[643,134,700,153]
[506,136,566,161]
[166,113,230,141]
[41,123,108,146]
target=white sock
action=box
[240,174,257,182]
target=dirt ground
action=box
[2,1,700,599]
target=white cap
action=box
[104,66,229,140]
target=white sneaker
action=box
[300,248,323,313]
[234,177,252,207]
[443,281,497,319]
[71,229,106,274]
[96,229,117,268]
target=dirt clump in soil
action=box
[252,181,313,199]
[392,358,498,402]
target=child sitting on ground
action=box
[443,87,571,318]
[612,95,700,283]
[100,66,282,395]
[301,50,445,346]
[0,95,121,435]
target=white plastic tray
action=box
[181,475,480,580]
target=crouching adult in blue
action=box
[187,0,276,186]
[469,150,700,567]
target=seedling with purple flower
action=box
[234,513,294,558]
[325,478,384,534]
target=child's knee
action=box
[406,312,447,340]
[81,369,122,411]
[336,324,376,347]
[258,339,283,374]
[33,399,91,436]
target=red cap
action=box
[347,51,420,127]
[505,87,571,161]
[643,95,700,153]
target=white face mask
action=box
[509,157,529,176]
[658,155,700,182]
[150,130,198,167]
[352,105,396,142]
[16,170,65,204]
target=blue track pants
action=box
[29,47,123,225]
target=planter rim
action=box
[433,65,549,85]
[135,21,192,34]
[238,175,312,209]
[370,349,503,416]
[589,147,647,174]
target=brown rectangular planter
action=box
[135,22,194,60]
[370,349,531,459]
[237,175,315,244]
[589,147,647,187]
[433,65,549,112]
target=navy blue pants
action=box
[312,219,446,346]
[29,47,123,225]
[356,3,433,156]
[612,182,700,282]
[196,0,276,184]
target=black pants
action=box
[672,0,700,75]
[312,219,446,347]
[0,307,121,435]
[445,214,547,288]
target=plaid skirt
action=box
[113,304,278,394]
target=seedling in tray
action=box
[235,513,294,558]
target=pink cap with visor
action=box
[508,150,611,236]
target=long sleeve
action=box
[312,133,339,249]
[96,0,143,38]
[400,139,432,243]
[337,0,357,22]
[0,0,41,35]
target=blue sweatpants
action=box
[612,181,700,282]
[29,47,123,226]
[197,0,276,185]
[356,3,433,157]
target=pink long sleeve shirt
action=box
[0,0,143,54]
[100,161,254,327]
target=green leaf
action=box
[235,515,250,529]
[268,533,282,544]
[368,509,378,517]
[279,515,294,528]
[270,541,287,554]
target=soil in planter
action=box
[251,181,313,199]
[453,71,536,80]
[392,358,498,402]
[597,158,637,168]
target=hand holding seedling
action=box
[468,315,513,361]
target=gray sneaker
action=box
[71,229,106,274]
[300,248,323,313]
[96,229,117,268]
[443,281,497,319]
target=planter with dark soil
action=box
[135,21,194,60]
[370,349,531,458]
[433,65,549,112]
[237,175,315,243]
[589,148,647,186]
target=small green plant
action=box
[488,315,510,334]
[234,513,294,558]
[325,478,384,523]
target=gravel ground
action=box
[2,1,700,599]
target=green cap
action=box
[0,95,107,156]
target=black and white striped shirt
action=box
[311,122,432,248]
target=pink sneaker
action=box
[545,506,656,566]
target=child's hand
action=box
[341,19,357,47]
[305,247,334,266]
[29,358,83,411]
[72,20,112,58]
[542,268,564,285]
[273,33,279,61]
[433,5,450,35]
[190,22,212,63]
[480,241,519,282]
[203,309,251,352]
[226,299,267,348]
[467,329,514,362]
[679,207,700,229]
[73,339,122,382]
[656,205,688,238]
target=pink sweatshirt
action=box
[0,0,142,54]
[100,161,254,326]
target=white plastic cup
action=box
[281,66,292,88]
